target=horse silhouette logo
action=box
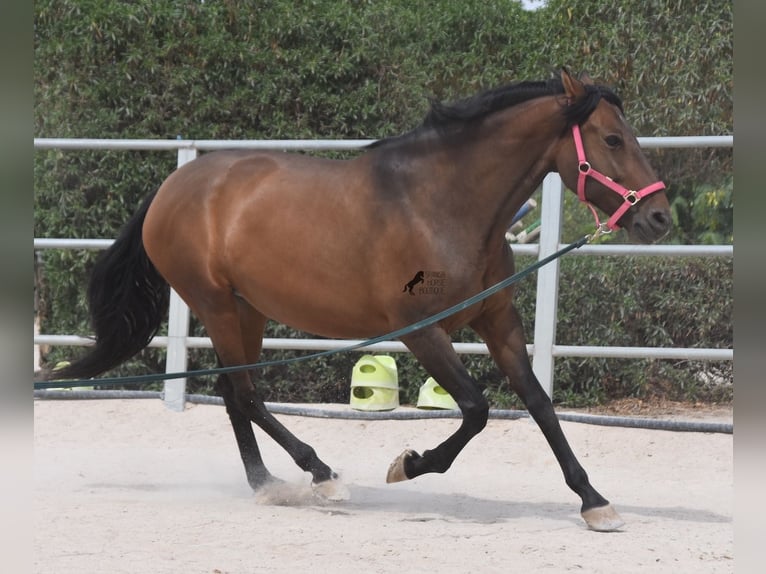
[403,271,425,295]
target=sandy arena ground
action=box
[34,399,732,574]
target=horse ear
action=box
[560,68,586,101]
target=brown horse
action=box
[52,70,670,531]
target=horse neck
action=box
[421,97,566,241]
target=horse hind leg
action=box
[200,293,348,500]
[471,303,624,532]
[203,300,273,490]
[216,371,276,491]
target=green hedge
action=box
[35,0,733,406]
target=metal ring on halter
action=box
[578,161,591,174]
[586,222,612,243]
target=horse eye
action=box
[605,135,623,148]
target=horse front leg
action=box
[387,326,489,482]
[471,303,624,532]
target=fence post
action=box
[532,173,565,398]
[162,146,197,411]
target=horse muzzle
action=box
[627,203,672,244]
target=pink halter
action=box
[572,124,666,232]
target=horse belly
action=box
[230,253,392,339]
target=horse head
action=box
[554,69,671,244]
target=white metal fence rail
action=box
[34,136,734,410]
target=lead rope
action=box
[41,126,645,390]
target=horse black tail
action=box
[50,191,169,380]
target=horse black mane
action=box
[369,72,623,149]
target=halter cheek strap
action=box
[572,124,665,232]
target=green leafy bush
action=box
[35,0,733,406]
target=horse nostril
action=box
[651,208,671,232]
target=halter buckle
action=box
[624,190,639,205]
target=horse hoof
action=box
[312,477,351,502]
[581,504,625,532]
[386,449,417,483]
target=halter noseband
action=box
[572,124,666,234]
